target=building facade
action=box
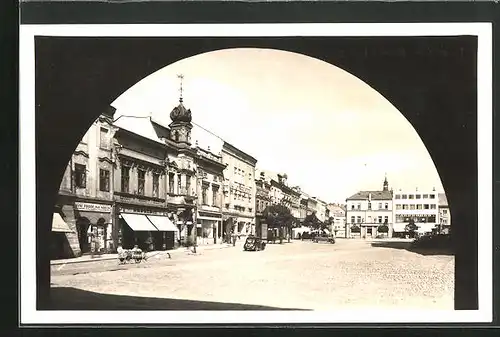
[438,193,451,234]
[345,177,393,238]
[221,142,258,239]
[392,188,440,236]
[53,108,117,259]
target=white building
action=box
[327,203,346,238]
[345,177,393,238]
[392,188,440,236]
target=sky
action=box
[111,48,444,204]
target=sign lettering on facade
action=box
[75,202,112,213]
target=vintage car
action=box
[312,234,336,244]
[243,235,267,251]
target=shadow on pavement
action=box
[47,287,308,311]
[371,241,454,256]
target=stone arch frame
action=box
[35,37,478,309]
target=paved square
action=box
[51,239,454,310]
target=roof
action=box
[438,193,448,207]
[113,116,164,144]
[346,190,393,201]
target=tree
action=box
[304,212,321,230]
[262,203,294,244]
[377,218,389,235]
[350,224,361,233]
[405,218,419,238]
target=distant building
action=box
[393,188,440,236]
[438,193,451,234]
[327,203,347,238]
[345,176,393,238]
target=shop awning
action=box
[121,213,158,232]
[147,215,178,232]
[52,213,74,233]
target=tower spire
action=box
[383,173,389,191]
[177,74,184,103]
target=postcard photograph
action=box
[19,23,492,325]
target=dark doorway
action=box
[76,217,90,254]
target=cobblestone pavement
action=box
[51,239,454,310]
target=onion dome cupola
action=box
[169,74,193,145]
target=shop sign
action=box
[75,202,111,213]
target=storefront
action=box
[118,208,178,251]
[197,211,222,245]
[74,201,113,254]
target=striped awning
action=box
[52,213,73,233]
[147,215,178,232]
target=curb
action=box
[51,244,236,266]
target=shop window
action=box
[121,165,130,193]
[152,173,159,198]
[99,169,110,192]
[138,169,146,195]
[74,164,87,188]
[99,127,109,149]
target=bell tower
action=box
[169,74,192,145]
[383,173,389,191]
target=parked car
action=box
[243,235,267,251]
[312,234,336,244]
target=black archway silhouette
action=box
[36,36,477,310]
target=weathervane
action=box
[177,74,184,103]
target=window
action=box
[443,209,448,214]
[378,216,382,223]
[99,127,109,149]
[424,204,430,210]
[417,204,423,210]
[177,174,181,194]
[152,173,159,198]
[74,164,86,188]
[249,208,252,213]
[423,194,429,199]
[396,204,402,210]
[367,203,372,210]
[402,194,408,199]
[186,175,191,195]
[416,194,421,199]
[351,216,355,224]
[168,173,175,194]
[430,204,437,209]
[351,205,355,210]
[357,203,361,210]
[410,204,416,210]
[430,194,436,199]
[395,194,401,199]
[403,204,409,210]
[99,169,110,192]
[378,202,382,209]
[138,169,146,195]
[367,216,372,223]
[384,216,389,224]
[121,165,130,193]
[409,194,414,199]
[202,186,208,205]
[385,203,388,209]
[356,216,362,224]
[212,186,218,206]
